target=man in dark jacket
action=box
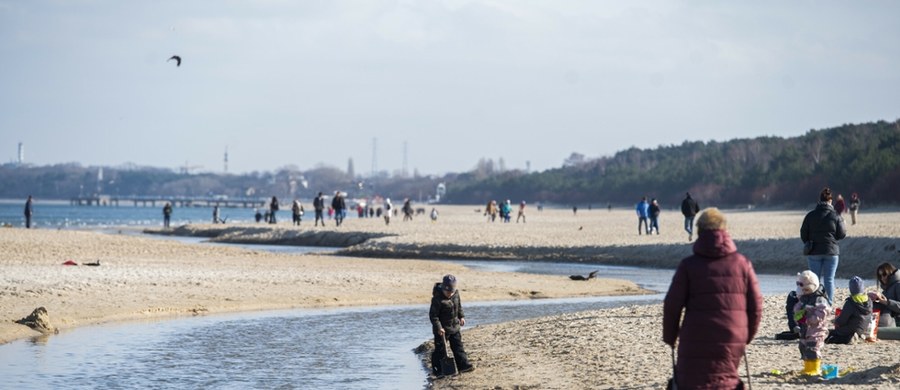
[331,191,346,227]
[313,192,325,227]
[663,208,763,389]
[24,195,34,229]
[800,187,847,304]
[680,192,700,241]
[826,276,873,344]
[429,274,474,376]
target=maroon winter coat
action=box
[663,229,763,390]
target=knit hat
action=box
[797,270,819,294]
[442,274,457,292]
[696,208,727,231]
[849,276,864,295]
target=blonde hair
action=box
[696,208,727,231]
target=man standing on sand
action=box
[24,195,34,229]
[313,192,325,227]
[635,197,650,235]
[332,191,346,227]
[429,274,475,377]
[848,193,861,225]
[680,192,700,241]
[516,201,527,223]
[162,202,173,228]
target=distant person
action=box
[572,205,577,215]
[635,197,650,235]
[254,208,262,223]
[313,192,326,227]
[648,198,661,234]
[357,204,364,218]
[825,276,872,344]
[429,274,475,377]
[213,205,221,224]
[24,195,34,229]
[384,198,393,225]
[376,206,383,218]
[332,191,346,226]
[871,262,900,327]
[834,194,846,215]
[680,192,700,241]
[516,201,526,223]
[800,187,846,304]
[662,208,762,389]
[292,199,304,226]
[848,192,861,225]
[402,198,414,222]
[607,203,612,212]
[430,208,439,223]
[484,200,497,222]
[537,202,543,212]
[500,200,512,223]
[162,202,173,228]
[269,196,279,224]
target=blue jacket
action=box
[636,200,649,218]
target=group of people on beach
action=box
[635,193,701,240]
[483,199,527,223]
[662,187,888,388]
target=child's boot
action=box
[802,359,821,376]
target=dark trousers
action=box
[25,214,32,229]
[163,215,170,228]
[315,210,324,226]
[292,213,301,225]
[638,217,649,234]
[785,290,799,331]
[431,331,471,374]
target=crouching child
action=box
[826,276,873,344]
[795,270,831,375]
[429,274,475,377]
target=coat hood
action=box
[815,201,835,212]
[433,282,457,299]
[692,229,737,259]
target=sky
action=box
[1,1,899,176]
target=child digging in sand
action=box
[794,270,831,375]
[825,276,873,344]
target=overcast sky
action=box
[1,1,898,175]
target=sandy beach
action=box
[4,205,899,388]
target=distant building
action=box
[17,142,24,165]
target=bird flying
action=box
[168,55,182,67]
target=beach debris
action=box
[578,226,583,231]
[83,260,100,266]
[168,55,182,66]
[62,260,78,266]
[569,270,598,281]
[15,307,59,335]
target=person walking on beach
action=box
[635,197,650,235]
[313,192,326,227]
[680,192,700,241]
[848,192,861,225]
[402,198,414,222]
[800,187,846,304]
[162,202,173,228]
[663,208,763,389]
[516,201,526,223]
[24,195,34,229]
[834,194,846,216]
[269,196,280,224]
[500,200,512,223]
[212,205,221,224]
[383,198,393,225]
[429,274,475,377]
[430,208,439,223]
[648,198,661,235]
[291,199,304,226]
[332,191,346,227]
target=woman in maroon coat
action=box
[663,208,763,389]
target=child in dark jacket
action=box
[794,270,831,375]
[826,276,873,344]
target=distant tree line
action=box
[2,120,898,207]
[444,120,900,207]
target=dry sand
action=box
[4,205,899,389]
[0,227,643,345]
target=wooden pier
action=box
[70,195,268,208]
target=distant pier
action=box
[70,195,267,208]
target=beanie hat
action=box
[442,274,457,292]
[849,276,864,295]
[696,208,727,231]
[797,270,819,294]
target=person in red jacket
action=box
[663,208,763,389]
